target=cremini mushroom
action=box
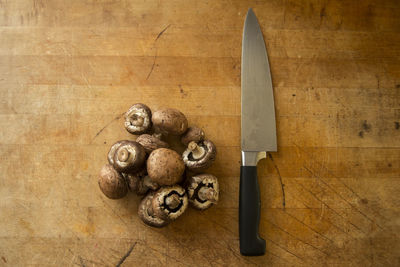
[138,192,169,228]
[124,168,159,195]
[136,133,169,154]
[187,174,219,210]
[181,126,205,146]
[147,148,185,185]
[124,103,152,134]
[107,140,129,165]
[152,185,188,221]
[182,140,216,172]
[112,141,146,173]
[98,164,128,199]
[152,108,188,135]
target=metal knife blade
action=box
[241,8,277,155]
[239,8,277,256]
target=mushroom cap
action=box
[181,126,205,146]
[187,174,219,210]
[112,141,146,173]
[98,164,128,199]
[147,148,185,185]
[107,140,130,165]
[182,140,216,172]
[136,134,169,154]
[152,108,188,135]
[124,103,152,135]
[152,185,188,221]
[138,192,169,228]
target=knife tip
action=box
[246,8,255,18]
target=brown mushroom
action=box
[152,185,188,221]
[182,140,216,172]
[187,174,219,210]
[181,126,205,146]
[98,164,128,199]
[136,134,169,154]
[147,148,185,185]
[124,168,159,195]
[113,141,146,173]
[107,140,130,165]
[124,103,152,134]
[152,108,188,135]
[138,192,169,228]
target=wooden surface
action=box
[1,0,399,266]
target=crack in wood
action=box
[155,24,171,41]
[116,242,137,267]
[92,113,124,142]
[146,53,157,80]
[268,153,286,208]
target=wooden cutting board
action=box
[1,0,399,266]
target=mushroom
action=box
[152,108,188,135]
[98,164,128,199]
[124,103,152,134]
[124,168,159,195]
[152,185,188,221]
[181,126,205,146]
[138,192,169,228]
[187,174,219,210]
[147,148,185,185]
[136,134,169,154]
[182,140,216,172]
[107,140,129,165]
[113,141,146,173]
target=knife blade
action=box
[240,8,277,256]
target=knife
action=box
[240,8,277,256]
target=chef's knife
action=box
[240,8,277,256]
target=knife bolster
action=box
[241,151,266,166]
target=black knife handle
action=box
[239,166,266,256]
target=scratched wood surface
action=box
[0,0,399,266]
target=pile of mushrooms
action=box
[98,103,219,227]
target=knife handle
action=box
[239,166,266,256]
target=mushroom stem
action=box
[198,187,218,203]
[152,133,163,139]
[188,141,206,160]
[130,114,144,126]
[142,176,159,191]
[165,194,181,210]
[117,148,130,162]
[147,204,155,216]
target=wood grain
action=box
[0,0,399,266]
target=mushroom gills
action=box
[124,103,152,134]
[183,140,216,172]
